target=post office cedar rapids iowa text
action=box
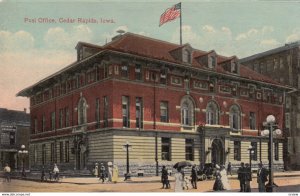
[24,17,115,24]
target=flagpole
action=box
[179,2,182,45]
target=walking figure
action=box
[99,163,106,183]
[237,162,246,192]
[3,163,11,182]
[161,165,170,189]
[190,165,197,189]
[41,166,46,182]
[245,163,252,192]
[53,163,60,182]
[227,162,232,176]
[257,163,268,192]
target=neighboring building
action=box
[240,41,300,170]
[17,33,290,175]
[0,108,30,170]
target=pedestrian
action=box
[237,162,246,192]
[245,163,252,192]
[174,167,184,192]
[41,166,46,182]
[53,163,60,181]
[94,163,99,177]
[227,162,232,176]
[161,165,169,189]
[220,165,231,190]
[3,163,11,182]
[213,164,224,191]
[107,162,113,182]
[190,165,197,189]
[112,164,119,183]
[99,163,106,183]
[257,162,268,192]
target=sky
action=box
[1,0,300,112]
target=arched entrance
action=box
[211,139,224,165]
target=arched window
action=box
[181,96,195,126]
[78,97,88,125]
[206,101,219,125]
[229,105,241,130]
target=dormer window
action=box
[231,61,238,74]
[183,49,191,63]
[77,48,83,61]
[208,55,216,69]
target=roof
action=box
[240,41,300,63]
[0,108,30,125]
[18,32,289,97]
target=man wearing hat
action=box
[237,162,246,192]
[99,163,106,183]
[257,162,268,192]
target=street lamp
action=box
[262,115,281,192]
[248,145,255,170]
[18,144,28,178]
[123,141,132,181]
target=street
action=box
[0,176,299,192]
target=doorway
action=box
[211,139,224,165]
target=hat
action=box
[215,164,220,169]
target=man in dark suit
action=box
[237,162,246,192]
[161,165,170,189]
[257,163,268,192]
[245,163,252,192]
[191,165,198,189]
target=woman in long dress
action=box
[220,165,231,190]
[213,165,224,191]
[174,167,184,192]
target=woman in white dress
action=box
[174,167,184,192]
[220,165,231,190]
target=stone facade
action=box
[240,41,300,170]
[18,33,288,175]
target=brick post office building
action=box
[18,33,291,175]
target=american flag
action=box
[159,3,181,27]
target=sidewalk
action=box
[1,170,300,184]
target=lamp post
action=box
[248,145,255,170]
[262,115,281,192]
[123,141,132,181]
[18,144,28,178]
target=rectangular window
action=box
[59,141,64,163]
[160,70,167,85]
[50,143,55,163]
[103,96,109,127]
[51,112,55,131]
[194,81,208,90]
[42,144,46,165]
[95,98,100,128]
[171,76,182,86]
[161,137,171,161]
[121,65,128,78]
[285,113,290,128]
[286,96,291,109]
[185,139,194,161]
[65,141,69,163]
[251,142,257,161]
[9,132,15,145]
[34,118,38,133]
[160,101,169,122]
[234,141,241,161]
[122,96,130,128]
[42,115,46,132]
[135,64,142,81]
[249,112,256,130]
[219,85,231,93]
[104,64,108,79]
[59,109,64,128]
[274,142,279,161]
[65,107,69,127]
[34,145,37,165]
[136,97,143,129]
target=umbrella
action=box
[173,161,192,169]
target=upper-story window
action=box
[206,101,219,125]
[231,61,238,74]
[78,97,88,125]
[183,49,191,63]
[122,96,130,128]
[229,105,241,130]
[160,69,167,85]
[135,64,142,81]
[181,96,195,126]
[208,56,216,69]
[121,65,128,78]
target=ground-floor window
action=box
[251,142,257,161]
[161,137,171,161]
[185,139,194,161]
[65,141,69,163]
[59,142,64,163]
[42,144,46,165]
[234,141,241,161]
[51,143,55,163]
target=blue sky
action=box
[1,0,300,111]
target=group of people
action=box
[93,162,119,183]
[237,162,269,192]
[40,163,60,182]
[213,164,231,191]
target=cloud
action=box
[0,30,34,51]
[286,28,300,43]
[44,25,93,50]
[202,25,216,33]
[260,39,280,47]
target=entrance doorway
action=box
[211,139,224,165]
